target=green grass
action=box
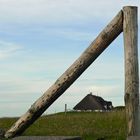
[0,110,126,140]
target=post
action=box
[65,104,67,115]
[123,6,139,137]
[5,10,123,138]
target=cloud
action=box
[88,85,122,97]
[0,0,139,24]
[0,102,32,117]
[0,76,53,97]
[0,40,22,60]
[41,27,96,42]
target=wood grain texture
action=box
[123,6,139,136]
[127,136,140,140]
[5,10,123,138]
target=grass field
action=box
[0,110,126,140]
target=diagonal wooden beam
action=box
[5,10,123,138]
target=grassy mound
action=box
[0,111,126,140]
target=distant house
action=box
[73,93,113,111]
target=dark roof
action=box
[73,93,113,110]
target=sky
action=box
[0,0,140,117]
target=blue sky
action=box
[0,0,139,117]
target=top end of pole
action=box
[123,6,138,10]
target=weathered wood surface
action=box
[123,6,139,136]
[4,10,123,138]
[11,136,82,140]
[127,136,140,140]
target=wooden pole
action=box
[65,104,67,115]
[5,10,123,138]
[123,6,139,136]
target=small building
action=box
[73,93,113,111]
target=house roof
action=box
[73,93,113,110]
